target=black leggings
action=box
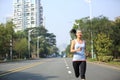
[73,61,86,79]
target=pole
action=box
[28,31,30,58]
[10,39,12,60]
[37,37,40,59]
[28,30,33,59]
[89,0,94,59]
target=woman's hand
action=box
[76,47,82,52]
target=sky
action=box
[0,0,120,51]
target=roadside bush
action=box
[113,59,120,62]
[98,56,113,62]
[98,56,103,61]
[103,56,113,62]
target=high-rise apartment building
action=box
[13,0,43,31]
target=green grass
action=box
[107,61,120,67]
[87,58,97,62]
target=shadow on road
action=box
[0,71,59,80]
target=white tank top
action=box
[72,39,86,61]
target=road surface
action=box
[0,58,120,80]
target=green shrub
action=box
[98,56,103,61]
[102,56,113,62]
[113,59,120,62]
[98,56,113,62]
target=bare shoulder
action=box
[71,39,76,43]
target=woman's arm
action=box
[70,40,81,53]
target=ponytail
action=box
[70,29,76,35]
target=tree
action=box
[65,44,72,57]
[94,33,112,56]
[111,17,120,58]
[14,38,28,59]
[0,21,14,59]
[25,26,58,58]
[0,21,58,59]
[69,15,116,60]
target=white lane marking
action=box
[67,66,69,69]
[68,71,72,74]
[64,58,68,67]
[64,58,72,75]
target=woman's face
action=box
[76,30,82,38]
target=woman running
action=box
[70,29,86,80]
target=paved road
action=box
[0,58,120,80]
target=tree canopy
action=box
[0,21,58,60]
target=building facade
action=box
[13,0,43,31]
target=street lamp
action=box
[28,30,33,59]
[75,22,80,29]
[86,0,94,59]
[89,0,94,59]
[37,36,42,59]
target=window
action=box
[17,5,21,8]
[17,12,21,16]
[31,12,34,15]
[26,13,30,16]
[31,21,34,24]
[31,17,34,20]
[25,9,29,12]
[31,8,34,11]
[31,4,34,7]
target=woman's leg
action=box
[73,61,81,78]
[80,61,86,79]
